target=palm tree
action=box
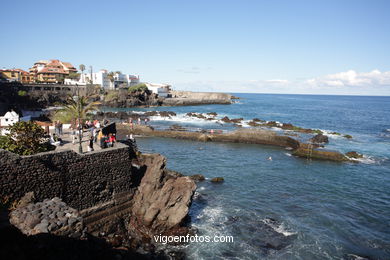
[55,95,101,123]
[79,64,86,83]
[107,71,115,89]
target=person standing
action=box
[58,121,63,136]
[88,136,94,152]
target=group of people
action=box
[70,119,116,152]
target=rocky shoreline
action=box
[0,145,199,259]
[117,124,360,163]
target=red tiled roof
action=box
[38,67,68,74]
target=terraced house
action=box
[29,59,77,83]
[0,69,32,83]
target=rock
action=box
[248,121,261,127]
[211,177,224,183]
[15,192,35,208]
[9,198,83,237]
[190,174,205,182]
[292,146,348,162]
[345,151,363,159]
[198,134,212,142]
[206,112,217,116]
[33,222,48,233]
[230,118,243,123]
[252,118,264,122]
[310,134,329,144]
[344,134,353,139]
[169,124,186,131]
[220,116,231,123]
[266,121,278,127]
[129,154,196,240]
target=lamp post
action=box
[76,83,83,153]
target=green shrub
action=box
[0,121,54,155]
[17,90,27,96]
[128,83,148,93]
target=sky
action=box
[1,0,390,95]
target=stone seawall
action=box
[0,145,142,210]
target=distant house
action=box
[0,110,19,135]
[145,83,171,97]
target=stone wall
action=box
[0,145,143,210]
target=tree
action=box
[79,64,86,73]
[54,95,101,123]
[67,72,81,80]
[79,64,86,83]
[0,121,54,155]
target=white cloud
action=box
[173,70,390,95]
[306,70,390,88]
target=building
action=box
[0,110,19,135]
[145,83,171,97]
[74,70,140,90]
[0,69,32,83]
[29,59,77,83]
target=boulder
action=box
[190,174,205,182]
[292,147,348,162]
[310,134,329,144]
[211,177,224,183]
[345,151,363,159]
[220,116,231,123]
[130,154,196,239]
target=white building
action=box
[67,70,140,90]
[0,111,19,135]
[145,83,171,97]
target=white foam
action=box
[347,155,380,164]
[284,152,292,157]
[262,218,296,237]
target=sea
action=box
[109,94,390,260]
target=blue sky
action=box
[1,0,390,95]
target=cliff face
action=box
[130,154,196,239]
[0,145,196,255]
[103,89,162,107]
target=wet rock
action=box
[252,118,264,122]
[248,121,261,127]
[190,174,205,182]
[345,151,363,159]
[292,146,348,162]
[159,111,176,117]
[310,134,329,144]
[169,124,186,131]
[211,177,224,183]
[266,121,278,127]
[230,118,243,123]
[344,134,353,139]
[220,116,231,123]
[206,112,217,117]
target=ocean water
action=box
[121,94,390,259]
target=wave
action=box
[261,218,297,237]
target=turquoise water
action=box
[123,94,390,259]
